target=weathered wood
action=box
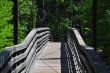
[24,28,50,73]
[29,42,61,73]
[0,28,37,69]
[1,29,39,73]
[67,28,86,46]
[37,31,50,38]
[25,34,50,72]
[0,27,50,73]
[4,28,37,55]
[36,39,49,54]
[26,38,49,73]
[67,28,96,73]
[67,28,110,73]
[35,28,50,34]
[37,34,50,45]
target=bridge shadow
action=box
[60,42,69,73]
[60,42,76,73]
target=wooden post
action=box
[13,0,18,45]
[92,0,97,50]
[38,0,45,27]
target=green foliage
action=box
[78,0,92,45]
[48,18,71,41]
[45,0,73,41]
[97,1,110,65]
[0,0,13,52]
[45,0,93,42]
[19,0,38,37]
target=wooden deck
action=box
[29,42,61,73]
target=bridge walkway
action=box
[29,42,74,73]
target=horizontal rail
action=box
[0,27,50,73]
[66,27,110,73]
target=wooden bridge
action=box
[0,27,110,73]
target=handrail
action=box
[0,27,109,73]
[0,27,50,73]
[66,27,110,73]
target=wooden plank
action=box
[25,38,49,73]
[36,38,49,53]
[0,28,38,70]
[29,42,61,73]
[37,38,49,50]
[0,28,38,69]
[36,28,50,32]
[14,34,37,72]
[0,28,49,60]
[12,41,49,73]
[37,31,50,38]
[1,31,39,73]
[38,43,61,59]
[37,34,50,44]
[25,40,49,73]
[69,28,85,46]
[22,28,37,45]
[30,60,61,73]
[12,32,49,72]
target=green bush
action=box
[19,0,37,37]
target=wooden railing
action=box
[0,28,50,73]
[0,27,110,73]
[66,28,110,73]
